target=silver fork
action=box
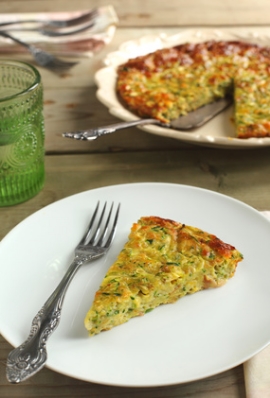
[6,201,120,384]
[2,19,96,37]
[0,9,98,29]
[0,31,78,71]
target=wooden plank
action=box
[0,1,269,397]
[0,334,246,398]
[1,149,269,240]
[0,0,270,26]
[0,27,191,153]
[43,85,193,154]
[5,25,265,154]
[2,26,270,154]
[1,148,261,397]
[42,149,270,211]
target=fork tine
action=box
[49,64,76,71]
[40,20,95,37]
[96,202,114,246]
[103,203,120,249]
[0,9,98,29]
[89,202,107,244]
[0,31,78,71]
[49,61,78,70]
[48,8,98,28]
[81,201,120,248]
[43,55,78,69]
[80,201,100,245]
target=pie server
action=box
[62,97,232,141]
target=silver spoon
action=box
[62,98,232,141]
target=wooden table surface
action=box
[1,1,270,397]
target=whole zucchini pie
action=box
[85,216,243,336]
[116,40,270,138]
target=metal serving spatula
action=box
[62,97,232,141]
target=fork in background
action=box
[0,8,98,29]
[6,201,121,384]
[0,31,78,71]
[3,19,96,37]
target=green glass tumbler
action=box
[0,60,45,206]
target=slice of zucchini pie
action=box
[84,216,243,336]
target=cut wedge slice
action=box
[84,216,243,336]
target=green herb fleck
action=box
[145,308,154,313]
[166,262,180,266]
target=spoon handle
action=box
[62,97,232,141]
[62,118,164,140]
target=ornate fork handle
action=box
[6,201,120,383]
[62,118,168,141]
[6,255,88,384]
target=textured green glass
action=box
[0,61,45,206]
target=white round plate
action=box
[1,183,270,386]
[95,28,270,149]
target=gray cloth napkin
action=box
[243,211,270,398]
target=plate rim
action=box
[1,182,270,387]
[95,28,270,149]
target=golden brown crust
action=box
[118,41,269,72]
[116,40,270,138]
[84,216,243,336]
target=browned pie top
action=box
[116,40,270,138]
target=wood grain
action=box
[1,1,270,396]
[1,148,270,241]
[1,148,262,398]
[0,0,270,26]
[0,337,246,398]
[6,25,268,155]
[2,146,267,397]
[0,334,246,398]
